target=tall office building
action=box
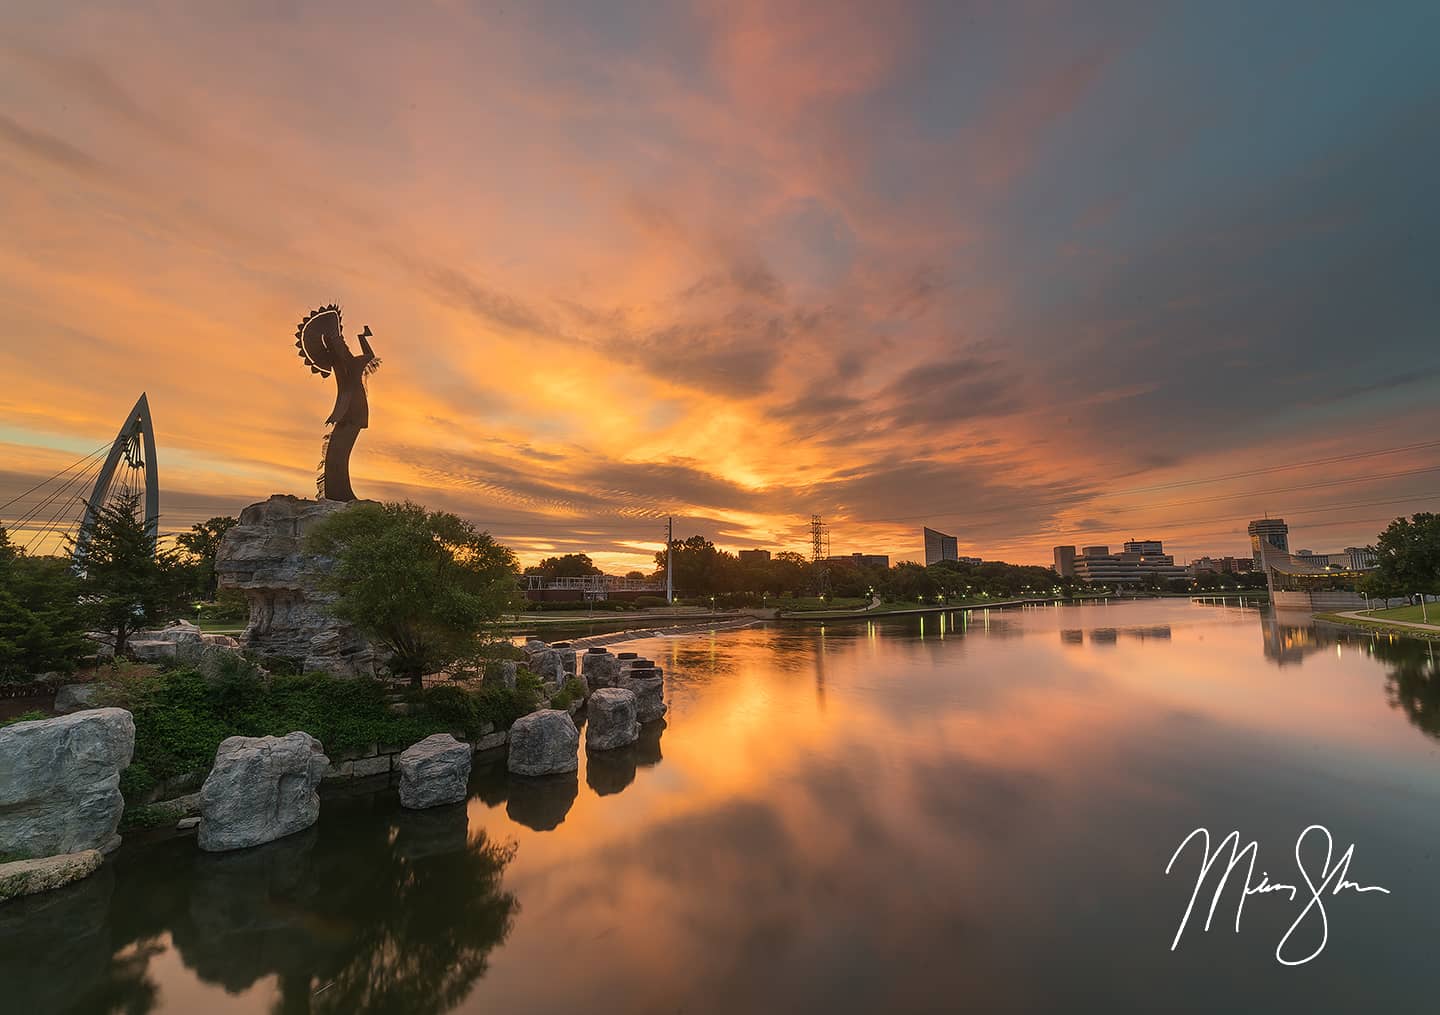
[1053,545,1077,578]
[923,527,959,566]
[1247,518,1289,566]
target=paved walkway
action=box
[1332,610,1440,634]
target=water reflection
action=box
[1377,637,1440,741]
[6,602,1440,1013]
[0,792,518,1014]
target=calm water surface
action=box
[6,600,1440,1013]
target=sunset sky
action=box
[2,0,1437,573]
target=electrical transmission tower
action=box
[810,514,830,562]
[810,514,832,599]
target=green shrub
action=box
[632,595,668,609]
[474,669,543,730]
[118,761,156,800]
[0,710,47,728]
[118,803,171,830]
[548,677,586,711]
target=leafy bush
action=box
[474,669,544,730]
[548,677,587,711]
[0,710,47,728]
[97,664,551,790]
[632,596,669,609]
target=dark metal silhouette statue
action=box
[295,305,379,501]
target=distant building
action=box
[737,549,771,564]
[1070,541,1186,586]
[1247,518,1289,567]
[955,555,984,566]
[1053,545,1077,578]
[923,527,959,566]
[1345,546,1378,570]
[826,553,890,569]
[1188,555,1254,575]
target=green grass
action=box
[777,596,871,613]
[1315,612,1440,641]
[1355,602,1440,626]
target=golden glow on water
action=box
[6,601,1440,1012]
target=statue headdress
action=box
[295,304,342,378]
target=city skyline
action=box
[2,2,1438,573]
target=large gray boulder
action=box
[582,649,622,691]
[52,684,99,714]
[0,709,134,858]
[619,666,667,723]
[523,642,566,683]
[215,495,377,676]
[197,732,329,852]
[507,709,579,777]
[586,688,640,751]
[397,734,472,809]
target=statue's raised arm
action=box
[295,304,379,501]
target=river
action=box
[5,600,1439,1013]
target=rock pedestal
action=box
[52,684,100,714]
[586,688,640,751]
[397,734,472,809]
[522,640,568,684]
[197,732,329,852]
[0,709,135,858]
[507,710,579,776]
[582,649,622,691]
[619,662,667,723]
[215,495,377,676]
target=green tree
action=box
[653,534,740,595]
[174,515,237,600]
[0,528,90,680]
[70,492,189,657]
[306,501,519,687]
[524,552,602,581]
[1371,513,1440,601]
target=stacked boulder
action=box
[586,688,640,751]
[617,656,667,723]
[581,648,622,691]
[127,620,205,663]
[397,734,472,809]
[507,709,579,776]
[197,732,329,852]
[214,494,377,676]
[522,639,577,688]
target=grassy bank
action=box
[1314,612,1440,641]
[1352,602,1439,625]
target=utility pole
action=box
[666,515,674,605]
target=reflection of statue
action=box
[295,305,379,501]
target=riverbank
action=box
[1315,610,1440,641]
